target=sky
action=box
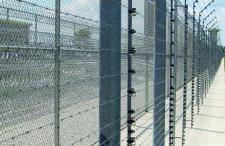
[185,0,225,46]
[215,0,225,46]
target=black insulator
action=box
[128,8,137,16]
[127,137,135,144]
[127,119,135,125]
[128,129,135,134]
[127,88,136,95]
[129,29,136,34]
[128,69,136,74]
[129,48,137,54]
[128,109,135,114]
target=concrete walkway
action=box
[185,60,225,146]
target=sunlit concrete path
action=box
[185,60,225,146]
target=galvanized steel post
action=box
[182,3,188,146]
[153,0,166,146]
[191,0,198,128]
[54,0,61,145]
[197,21,201,114]
[169,0,177,145]
[127,0,137,145]
[99,0,121,145]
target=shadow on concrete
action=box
[187,127,225,134]
[202,105,225,109]
[196,114,225,119]
[205,98,225,101]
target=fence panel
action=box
[0,0,56,145]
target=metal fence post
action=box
[207,33,210,92]
[127,0,136,145]
[153,0,166,146]
[73,23,76,48]
[208,32,213,87]
[200,27,204,105]
[191,0,198,128]
[34,14,38,46]
[205,29,210,94]
[206,31,209,93]
[99,0,121,145]
[169,0,177,145]
[54,0,61,145]
[145,55,149,111]
[144,0,155,112]
[6,8,9,21]
[182,3,188,146]
[144,0,149,112]
[203,30,207,99]
[209,31,214,83]
[197,22,201,114]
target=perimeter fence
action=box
[0,0,223,146]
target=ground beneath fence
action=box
[185,60,225,146]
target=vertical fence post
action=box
[144,0,149,112]
[182,3,188,146]
[207,32,210,92]
[212,32,215,78]
[144,0,156,112]
[127,0,137,145]
[197,22,201,114]
[206,31,209,93]
[34,14,38,46]
[191,0,198,128]
[205,31,210,94]
[202,30,205,101]
[54,0,61,145]
[73,23,76,48]
[200,27,204,105]
[99,0,121,145]
[169,0,177,145]
[145,55,149,111]
[212,32,216,78]
[153,0,166,146]
[210,30,215,83]
[209,32,212,84]
[6,8,9,21]
[203,30,207,99]
[208,32,211,83]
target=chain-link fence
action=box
[0,0,223,146]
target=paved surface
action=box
[185,60,225,146]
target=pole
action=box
[144,0,149,112]
[99,0,121,145]
[145,55,149,111]
[191,0,198,128]
[169,0,177,145]
[197,21,201,114]
[73,23,76,47]
[34,14,38,46]
[54,0,61,145]
[6,8,9,21]
[153,0,166,146]
[127,0,136,145]
[182,3,188,146]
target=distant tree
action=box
[75,28,92,49]
[209,28,220,32]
